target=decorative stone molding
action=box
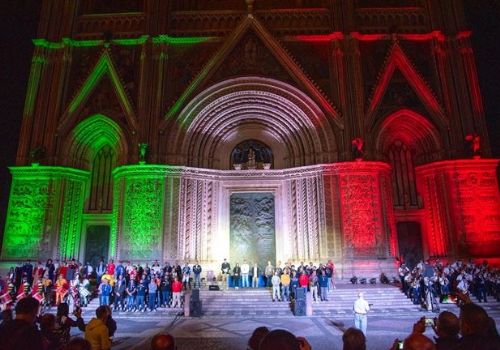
[75,13,146,40]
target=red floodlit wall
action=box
[326,162,398,259]
[416,159,500,258]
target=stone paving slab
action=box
[70,308,500,350]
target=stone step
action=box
[83,285,499,318]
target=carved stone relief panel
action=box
[120,177,164,260]
[230,192,275,266]
[2,178,54,259]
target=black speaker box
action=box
[209,285,220,291]
[295,287,306,299]
[190,300,203,316]
[294,300,306,316]
[191,289,200,300]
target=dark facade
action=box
[2,0,499,275]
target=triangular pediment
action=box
[367,43,447,130]
[59,50,137,134]
[164,14,342,129]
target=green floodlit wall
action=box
[112,165,171,261]
[1,166,89,260]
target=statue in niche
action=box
[233,148,243,170]
[244,38,258,68]
[231,140,273,170]
[138,143,148,164]
[465,133,481,159]
[247,148,256,169]
[29,146,45,166]
[351,138,364,160]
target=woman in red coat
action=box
[171,278,183,308]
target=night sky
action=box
[0,1,499,246]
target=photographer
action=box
[53,302,86,347]
[390,311,461,350]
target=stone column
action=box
[416,159,500,259]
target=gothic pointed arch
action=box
[373,109,443,209]
[367,43,447,131]
[374,109,442,164]
[160,14,342,129]
[63,114,128,169]
[162,77,338,169]
[58,50,138,135]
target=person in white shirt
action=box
[252,263,259,288]
[271,272,281,302]
[241,260,250,288]
[353,292,370,335]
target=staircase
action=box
[82,282,431,318]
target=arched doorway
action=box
[397,221,423,269]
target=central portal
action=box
[230,192,276,266]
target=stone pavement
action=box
[71,310,500,350]
[69,283,500,349]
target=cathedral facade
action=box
[2,0,499,276]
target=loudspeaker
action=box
[294,300,306,316]
[189,290,202,316]
[191,289,200,300]
[190,300,203,316]
[295,287,306,299]
[209,285,220,291]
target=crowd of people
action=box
[1,257,499,349]
[0,258,208,314]
[0,257,339,312]
[220,258,336,302]
[398,258,500,311]
[0,297,116,350]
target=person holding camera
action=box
[53,302,86,347]
[391,312,460,350]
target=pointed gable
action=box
[59,50,138,134]
[367,43,447,130]
[165,14,342,129]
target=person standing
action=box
[125,279,136,312]
[113,275,126,311]
[55,274,69,306]
[265,261,274,288]
[241,260,250,288]
[309,271,319,303]
[271,272,281,302]
[252,263,260,288]
[0,297,44,350]
[136,277,147,312]
[353,292,370,335]
[46,259,55,283]
[326,259,335,291]
[171,277,183,308]
[182,263,191,291]
[233,263,241,289]
[148,278,158,311]
[98,278,112,306]
[192,262,202,289]
[85,305,111,350]
[106,259,116,277]
[319,271,329,301]
[221,258,231,290]
[160,274,171,307]
[96,260,106,282]
[280,269,291,302]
